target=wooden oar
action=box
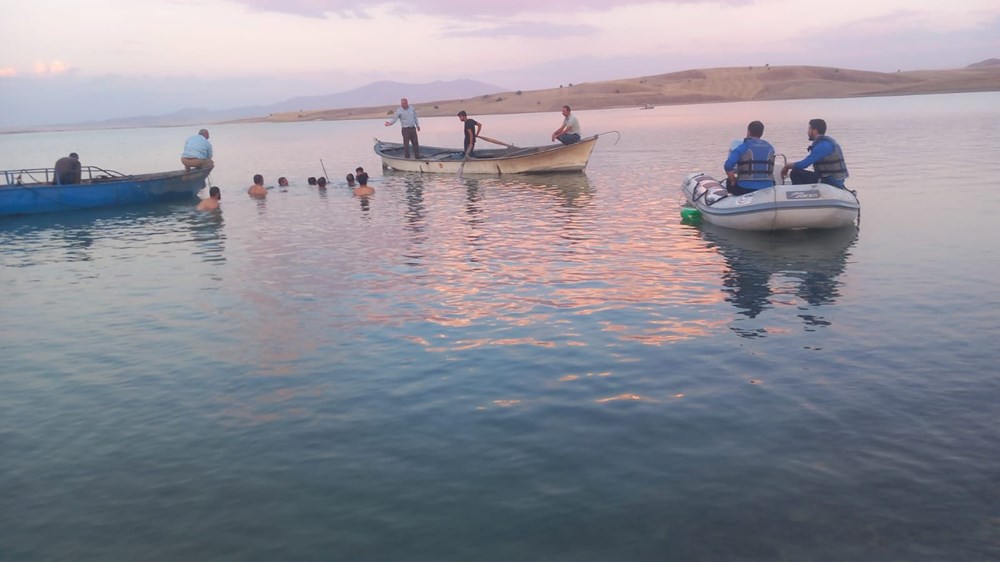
[477,135,517,149]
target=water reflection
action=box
[461,178,485,226]
[394,175,428,266]
[506,174,595,247]
[508,172,596,210]
[357,194,372,214]
[699,223,859,338]
[0,205,187,267]
[181,210,226,265]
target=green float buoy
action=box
[680,206,701,221]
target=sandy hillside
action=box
[237,64,1000,124]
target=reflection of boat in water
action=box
[1,166,210,217]
[681,172,860,231]
[374,135,599,174]
[381,169,596,208]
[698,222,859,335]
[0,203,225,267]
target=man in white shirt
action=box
[384,98,422,159]
[551,105,581,145]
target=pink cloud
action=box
[33,61,71,75]
[232,0,725,18]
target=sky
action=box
[1,0,998,127]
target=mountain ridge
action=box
[239,62,1000,125]
[20,79,507,132]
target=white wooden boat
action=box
[374,135,598,174]
[681,172,859,231]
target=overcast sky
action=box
[1,0,998,127]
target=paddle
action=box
[477,135,517,149]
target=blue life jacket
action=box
[810,135,849,180]
[736,138,775,183]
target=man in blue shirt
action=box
[724,120,775,195]
[384,98,421,159]
[780,118,849,188]
[181,129,214,171]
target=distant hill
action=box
[265,80,507,115]
[243,63,1000,124]
[967,58,1000,68]
[56,79,507,130]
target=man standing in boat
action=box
[551,105,581,145]
[724,120,776,195]
[181,129,214,172]
[780,118,849,188]
[385,98,421,159]
[53,152,82,185]
[458,111,482,157]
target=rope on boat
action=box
[594,130,622,145]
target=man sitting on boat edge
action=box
[724,120,776,196]
[551,105,581,145]
[780,118,850,188]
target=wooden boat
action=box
[681,171,859,231]
[374,135,599,174]
[1,166,210,217]
[640,103,655,110]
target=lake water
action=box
[1,93,999,561]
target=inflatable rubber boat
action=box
[681,172,860,231]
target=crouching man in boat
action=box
[181,129,214,172]
[53,152,82,185]
[197,186,221,211]
[458,111,482,157]
[780,118,849,188]
[724,120,776,195]
[551,105,581,145]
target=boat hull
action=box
[1,168,209,217]
[681,172,859,231]
[375,136,597,174]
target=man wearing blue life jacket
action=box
[780,118,849,188]
[724,120,775,195]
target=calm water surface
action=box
[1,93,999,561]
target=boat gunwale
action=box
[374,135,598,165]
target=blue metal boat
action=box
[1,166,210,217]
